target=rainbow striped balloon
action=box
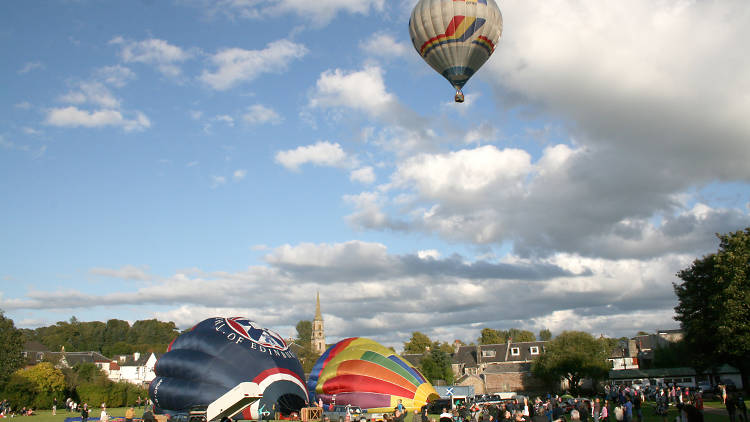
[307,337,440,412]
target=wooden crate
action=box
[301,407,322,421]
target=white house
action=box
[107,352,159,386]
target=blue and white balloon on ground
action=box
[150,317,308,419]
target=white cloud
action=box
[45,106,151,132]
[213,114,235,127]
[309,66,396,119]
[233,169,247,181]
[210,175,227,188]
[209,0,385,25]
[391,145,532,197]
[359,32,410,59]
[95,65,136,87]
[201,40,307,90]
[350,166,376,184]
[463,121,497,145]
[275,141,351,171]
[22,127,42,136]
[486,1,750,181]
[1,241,687,347]
[14,101,32,110]
[243,104,283,125]
[18,61,44,74]
[59,82,120,109]
[112,37,192,77]
[417,249,441,260]
[90,265,152,281]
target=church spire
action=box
[314,291,322,321]
[312,291,325,354]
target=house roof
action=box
[60,351,111,365]
[452,341,547,367]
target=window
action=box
[530,346,539,355]
[482,350,496,358]
[22,351,28,357]
[511,347,520,356]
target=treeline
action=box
[3,361,148,411]
[21,317,180,357]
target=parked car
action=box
[323,405,364,422]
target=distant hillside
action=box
[21,317,180,357]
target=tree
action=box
[507,328,536,342]
[539,329,552,341]
[420,349,454,385]
[404,332,434,354]
[531,331,610,395]
[6,362,66,408]
[674,228,750,390]
[651,340,690,369]
[478,328,504,345]
[0,311,25,386]
[296,320,312,345]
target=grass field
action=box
[6,402,731,422]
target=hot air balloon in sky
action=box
[409,0,503,103]
[150,317,308,420]
[307,337,440,413]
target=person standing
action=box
[632,392,641,422]
[81,404,89,422]
[622,396,632,422]
[100,404,110,422]
[397,400,406,414]
[53,398,57,415]
[727,394,737,422]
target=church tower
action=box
[312,291,326,355]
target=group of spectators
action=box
[401,383,747,422]
[0,399,35,417]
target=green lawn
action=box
[13,407,144,422]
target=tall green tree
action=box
[674,228,750,390]
[531,331,610,395]
[404,332,434,354]
[420,349,454,385]
[539,329,552,341]
[296,320,312,345]
[478,328,504,345]
[0,311,25,386]
[507,328,536,342]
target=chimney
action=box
[133,352,141,361]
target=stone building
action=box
[451,339,549,394]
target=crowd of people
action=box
[403,384,746,422]
[0,400,35,417]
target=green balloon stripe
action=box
[361,351,421,387]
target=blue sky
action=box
[2,0,749,350]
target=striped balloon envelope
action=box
[307,337,440,412]
[409,0,503,102]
